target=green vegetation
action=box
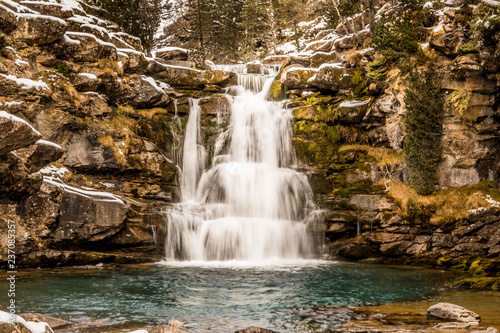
[447,88,471,124]
[403,66,444,195]
[52,61,71,77]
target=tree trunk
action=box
[331,0,351,35]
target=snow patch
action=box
[0,74,49,90]
[141,75,165,94]
[0,101,23,107]
[78,73,98,80]
[482,0,500,6]
[36,139,62,150]
[0,110,41,136]
[62,33,81,45]
[44,177,125,204]
[339,99,371,108]
[0,310,54,333]
[39,165,69,179]
[66,32,117,49]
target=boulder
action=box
[25,140,64,174]
[46,179,128,244]
[1,5,68,45]
[61,32,118,63]
[117,48,149,73]
[121,75,169,108]
[262,55,289,65]
[158,65,236,89]
[284,68,318,90]
[19,1,74,18]
[337,99,372,123]
[427,303,481,323]
[112,32,143,52]
[338,235,378,260]
[156,47,189,61]
[71,72,101,92]
[0,112,41,156]
[310,64,355,91]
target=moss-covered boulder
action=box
[310,64,356,92]
[285,68,318,90]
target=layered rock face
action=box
[266,0,500,275]
[0,0,235,267]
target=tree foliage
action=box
[403,66,444,196]
[94,0,163,55]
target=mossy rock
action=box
[268,80,285,101]
[452,277,500,290]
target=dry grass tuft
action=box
[384,180,500,224]
[340,144,403,167]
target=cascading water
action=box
[165,67,318,261]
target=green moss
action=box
[367,57,389,80]
[51,61,71,77]
[268,80,285,101]
[460,42,478,53]
[452,277,500,290]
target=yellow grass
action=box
[384,180,500,224]
[339,144,403,167]
[137,107,169,119]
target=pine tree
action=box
[403,65,444,195]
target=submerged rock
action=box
[427,303,481,324]
[235,327,277,333]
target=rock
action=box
[60,32,118,63]
[158,65,236,89]
[156,47,189,61]
[310,64,355,92]
[427,303,481,323]
[19,1,74,19]
[117,48,149,73]
[112,32,143,52]
[235,327,276,333]
[0,5,68,45]
[149,323,187,333]
[433,322,478,329]
[262,55,289,65]
[71,72,102,92]
[22,140,64,174]
[246,63,262,74]
[0,112,42,156]
[48,180,128,244]
[430,26,463,56]
[121,75,169,108]
[337,99,372,123]
[338,235,378,260]
[284,68,318,90]
[19,313,71,329]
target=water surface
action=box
[0,260,452,332]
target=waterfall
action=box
[165,69,317,261]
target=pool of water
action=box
[1,260,452,332]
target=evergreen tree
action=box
[94,0,163,55]
[403,66,444,195]
[240,0,272,57]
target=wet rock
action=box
[235,327,276,333]
[19,313,71,329]
[338,235,378,260]
[427,303,481,323]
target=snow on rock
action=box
[141,75,165,94]
[44,176,125,204]
[0,101,23,107]
[66,31,116,49]
[36,139,62,150]
[482,0,500,6]
[62,33,81,45]
[39,165,69,179]
[339,100,372,108]
[78,73,98,80]
[1,0,39,14]
[0,110,41,136]
[0,74,49,90]
[0,310,54,333]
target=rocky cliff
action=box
[0,0,235,267]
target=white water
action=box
[165,70,317,261]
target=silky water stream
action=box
[0,68,465,332]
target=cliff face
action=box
[0,0,499,274]
[270,0,500,277]
[0,0,235,266]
